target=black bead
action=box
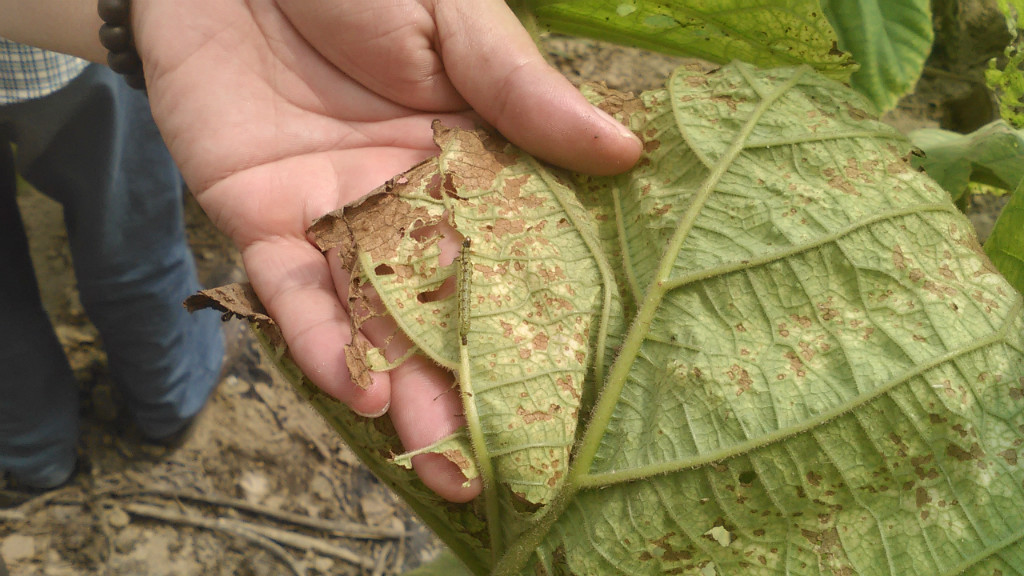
[99,24,133,52]
[97,0,130,24]
[98,0,145,91]
[107,50,142,75]
[125,73,147,91]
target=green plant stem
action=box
[458,342,504,561]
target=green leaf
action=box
[274,62,1024,575]
[522,0,856,80]
[985,179,1024,295]
[987,0,1024,127]
[820,0,933,112]
[909,120,1024,201]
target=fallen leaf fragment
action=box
[183,282,282,348]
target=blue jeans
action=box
[0,65,224,487]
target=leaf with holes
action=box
[264,62,1024,575]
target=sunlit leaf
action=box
[523,0,855,79]
[820,0,933,112]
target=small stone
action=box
[221,374,249,396]
[1,534,35,563]
[238,470,270,504]
[106,506,131,528]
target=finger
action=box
[327,229,480,501]
[434,0,643,175]
[388,355,482,502]
[242,237,392,417]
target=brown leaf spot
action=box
[555,375,580,401]
[817,300,839,322]
[915,486,932,508]
[790,314,813,328]
[728,364,753,395]
[536,264,567,283]
[441,449,474,474]
[517,404,561,424]
[783,351,806,377]
[777,322,790,338]
[1010,380,1024,400]
[532,332,549,351]
[799,341,816,362]
[999,449,1018,466]
[946,442,984,462]
[488,218,526,238]
[892,246,907,270]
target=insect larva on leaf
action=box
[457,238,472,345]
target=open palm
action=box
[132,0,640,501]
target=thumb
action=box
[434,0,642,175]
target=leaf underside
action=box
[267,62,1024,576]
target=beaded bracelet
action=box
[97,0,146,90]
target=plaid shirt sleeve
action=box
[0,38,89,105]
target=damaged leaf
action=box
[260,62,1024,575]
[334,121,619,521]
[184,282,283,349]
[392,430,480,488]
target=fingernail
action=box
[354,400,390,419]
[591,104,639,143]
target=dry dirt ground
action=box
[0,17,1013,576]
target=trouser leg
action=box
[10,66,223,440]
[0,140,79,488]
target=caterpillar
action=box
[457,238,472,345]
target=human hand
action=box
[131,0,641,502]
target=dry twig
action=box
[124,503,307,576]
[125,502,376,571]
[0,510,25,522]
[112,487,404,539]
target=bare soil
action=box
[0,14,1012,574]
